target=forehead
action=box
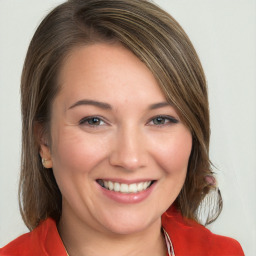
[56,43,167,108]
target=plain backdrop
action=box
[0,0,255,255]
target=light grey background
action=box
[0,0,255,255]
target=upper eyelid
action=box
[79,116,108,125]
[147,115,179,123]
[78,114,178,126]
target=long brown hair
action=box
[20,0,222,230]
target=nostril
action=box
[109,151,146,171]
[109,132,148,170]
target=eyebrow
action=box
[148,102,171,110]
[68,99,112,110]
[68,99,172,111]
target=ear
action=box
[34,122,53,169]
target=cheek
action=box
[50,127,110,174]
[152,129,192,175]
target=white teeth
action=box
[129,183,137,193]
[104,180,108,189]
[99,180,152,194]
[137,182,143,192]
[114,182,120,192]
[143,181,151,189]
[108,181,114,191]
[120,183,129,193]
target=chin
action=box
[97,209,162,236]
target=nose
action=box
[109,126,147,171]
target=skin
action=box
[40,43,192,256]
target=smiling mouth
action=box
[97,179,155,194]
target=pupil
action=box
[89,118,100,125]
[154,117,165,125]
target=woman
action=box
[0,0,244,255]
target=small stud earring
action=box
[42,158,46,165]
[42,158,51,168]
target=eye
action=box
[149,115,179,126]
[79,116,106,126]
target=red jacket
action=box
[0,207,244,256]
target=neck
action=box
[58,211,166,256]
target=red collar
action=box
[1,207,244,256]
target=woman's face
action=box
[40,43,192,235]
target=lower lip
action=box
[98,182,156,204]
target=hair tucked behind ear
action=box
[20,0,222,230]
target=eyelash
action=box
[79,115,178,127]
[147,115,179,126]
[79,116,107,127]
